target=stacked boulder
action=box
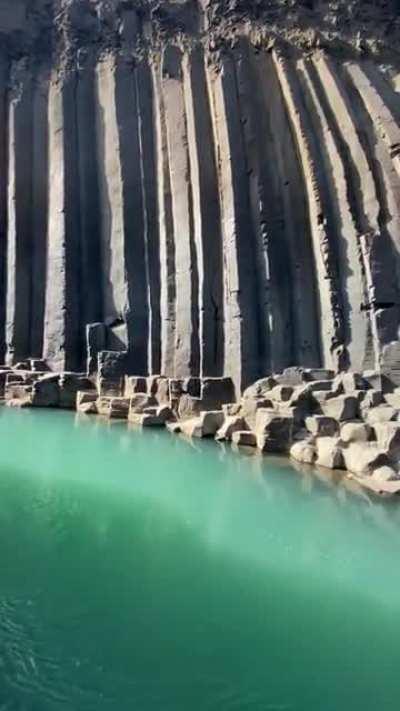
[232,367,400,492]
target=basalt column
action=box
[183,49,224,378]
[30,64,49,358]
[161,47,200,378]
[0,56,8,362]
[208,54,261,392]
[43,71,82,371]
[6,61,33,365]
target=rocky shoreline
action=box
[3,355,400,498]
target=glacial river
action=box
[0,408,399,710]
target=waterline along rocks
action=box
[3,361,400,496]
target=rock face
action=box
[1,2,400,396]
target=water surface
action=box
[0,408,399,710]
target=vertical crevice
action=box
[0,55,8,363]
[153,58,176,377]
[30,62,49,358]
[207,53,261,393]
[136,60,161,376]
[6,60,33,364]
[115,58,149,374]
[161,46,200,377]
[76,53,104,334]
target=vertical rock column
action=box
[297,56,371,371]
[76,53,103,332]
[43,71,82,371]
[161,46,200,377]
[207,55,260,393]
[274,53,346,371]
[136,61,161,376]
[95,57,131,353]
[153,59,176,376]
[183,48,224,377]
[6,61,33,364]
[30,64,49,357]
[115,58,149,373]
[0,56,8,362]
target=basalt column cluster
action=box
[1,0,400,394]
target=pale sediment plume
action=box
[1,1,400,391]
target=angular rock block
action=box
[384,389,400,410]
[179,418,203,438]
[5,382,32,402]
[30,359,50,372]
[199,411,224,437]
[269,385,294,402]
[373,422,400,460]
[303,369,334,382]
[166,421,182,434]
[59,373,94,409]
[215,416,245,441]
[107,397,130,419]
[200,378,235,407]
[342,442,389,476]
[76,390,98,414]
[240,397,274,429]
[305,415,338,437]
[222,403,242,417]
[372,466,399,483]
[255,411,294,453]
[321,396,358,421]
[177,395,204,421]
[315,437,344,469]
[333,372,370,393]
[365,406,397,425]
[98,351,128,380]
[340,421,372,444]
[125,376,147,397]
[242,377,276,399]
[31,374,60,407]
[97,377,123,397]
[86,323,106,376]
[129,394,157,416]
[147,375,170,404]
[129,413,166,427]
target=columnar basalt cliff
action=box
[2,0,400,394]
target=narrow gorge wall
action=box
[1,0,400,392]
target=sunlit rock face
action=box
[1,0,400,391]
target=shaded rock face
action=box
[1,2,400,393]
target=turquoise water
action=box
[0,408,399,710]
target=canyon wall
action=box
[1,0,400,392]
